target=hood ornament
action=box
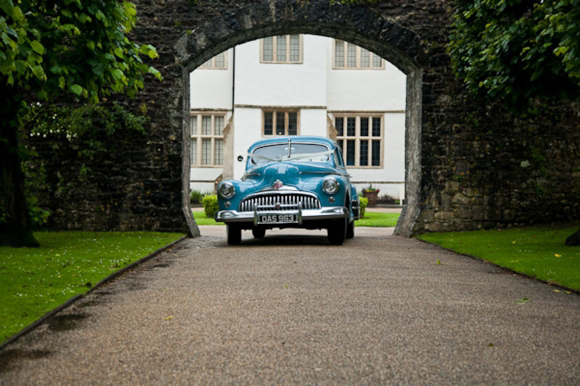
[272,180,283,190]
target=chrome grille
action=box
[239,193,321,212]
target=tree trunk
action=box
[0,86,39,247]
[565,228,580,246]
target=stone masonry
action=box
[31,0,580,236]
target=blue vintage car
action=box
[215,136,360,245]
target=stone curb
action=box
[0,235,189,351]
[417,238,580,296]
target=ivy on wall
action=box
[2,103,149,229]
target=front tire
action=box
[328,218,347,245]
[227,224,242,245]
[252,227,266,239]
[346,220,354,239]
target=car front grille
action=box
[239,193,321,212]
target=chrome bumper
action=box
[215,206,350,225]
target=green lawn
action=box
[0,231,184,344]
[418,225,580,291]
[194,210,220,225]
[356,211,400,227]
[193,210,400,227]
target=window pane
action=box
[263,37,273,61]
[202,116,212,135]
[347,117,356,137]
[215,116,224,136]
[190,116,197,136]
[214,139,223,166]
[360,117,369,136]
[360,48,370,67]
[215,52,225,68]
[373,53,382,68]
[346,140,355,166]
[288,112,297,135]
[276,112,285,135]
[347,43,356,67]
[276,35,286,62]
[201,139,212,165]
[264,112,273,135]
[335,40,344,67]
[372,117,381,137]
[202,59,212,68]
[360,140,369,166]
[335,117,344,137]
[372,140,381,166]
[191,138,197,166]
[289,35,300,62]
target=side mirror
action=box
[237,155,244,162]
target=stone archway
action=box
[172,1,429,237]
[27,1,579,236]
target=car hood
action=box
[243,162,346,191]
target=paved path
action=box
[1,228,579,385]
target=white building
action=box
[189,34,406,200]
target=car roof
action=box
[248,136,338,152]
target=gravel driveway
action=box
[1,227,579,385]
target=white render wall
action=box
[234,36,327,107]
[189,35,407,200]
[232,108,262,179]
[348,112,406,200]
[189,50,233,193]
[232,108,329,179]
[325,38,406,200]
[326,46,406,111]
[190,51,233,110]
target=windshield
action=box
[251,143,331,165]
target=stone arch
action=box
[175,2,426,237]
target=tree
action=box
[448,0,580,245]
[0,0,160,247]
[448,0,580,108]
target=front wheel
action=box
[328,218,347,245]
[346,220,354,239]
[226,224,242,245]
[252,227,266,239]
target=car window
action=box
[251,143,331,165]
[335,148,345,167]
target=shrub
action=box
[202,195,219,218]
[190,190,206,204]
[359,197,368,219]
[378,194,396,204]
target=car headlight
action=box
[322,177,340,195]
[218,181,235,199]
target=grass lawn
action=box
[194,210,220,225]
[193,210,400,227]
[356,212,400,227]
[418,224,580,291]
[0,231,184,344]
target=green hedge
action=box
[190,190,207,205]
[202,195,219,218]
[359,197,368,218]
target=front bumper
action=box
[215,206,349,225]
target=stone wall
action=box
[419,98,580,232]
[27,110,187,233]
[30,0,580,235]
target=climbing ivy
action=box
[13,103,149,228]
[448,0,580,110]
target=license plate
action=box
[258,214,297,224]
